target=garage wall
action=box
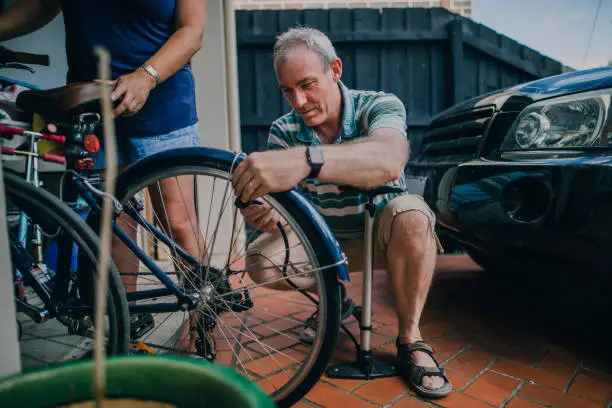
[1,1,68,89]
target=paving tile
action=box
[305,381,375,408]
[445,370,472,390]
[567,371,612,403]
[462,340,546,368]
[320,373,364,392]
[252,297,287,310]
[391,396,436,407]
[293,402,314,408]
[245,339,286,355]
[434,391,494,408]
[244,353,295,376]
[256,369,295,395]
[464,371,521,406]
[442,347,496,379]
[505,397,547,407]
[504,338,550,367]
[372,310,399,326]
[535,347,581,379]
[471,325,517,348]
[215,348,260,366]
[353,376,410,405]
[267,333,303,349]
[472,341,512,358]
[519,383,603,408]
[290,311,312,323]
[497,350,544,368]
[583,357,612,374]
[431,333,473,357]
[492,360,568,390]
[251,316,302,337]
[328,348,356,365]
[420,320,455,340]
[434,254,482,273]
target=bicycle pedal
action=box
[130,341,155,355]
[130,313,155,340]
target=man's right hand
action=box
[240,201,281,233]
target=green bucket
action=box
[0,355,275,408]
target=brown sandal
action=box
[396,340,452,398]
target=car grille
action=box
[413,106,495,166]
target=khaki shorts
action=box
[246,194,442,274]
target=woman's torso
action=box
[61,0,198,137]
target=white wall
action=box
[2,12,68,89]
[191,0,243,266]
[0,166,21,377]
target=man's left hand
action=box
[232,148,310,202]
[96,67,156,119]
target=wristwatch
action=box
[306,146,324,179]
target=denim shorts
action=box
[90,123,200,170]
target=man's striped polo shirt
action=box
[267,81,409,238]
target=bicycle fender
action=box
[115,147,350,282]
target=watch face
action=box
[308,146,324,165]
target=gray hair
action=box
[273,27,338,70]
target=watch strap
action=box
[307,164,321,179]
[306,146,323,179]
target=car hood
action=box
[434,67,612,120]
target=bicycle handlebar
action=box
[1,147,67,165]
[0,124,67,144]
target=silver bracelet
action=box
[141,63,159,87]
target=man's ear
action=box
[330,58,343,82]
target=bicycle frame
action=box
[66,173,198,314]
[6,179,94,322]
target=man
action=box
[232,27,452,398]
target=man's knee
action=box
[245,252,275,285]
[390,211,435,252]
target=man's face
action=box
[275,46,342,128]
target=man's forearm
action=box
[316,130,409,188]
[0,0,61,42]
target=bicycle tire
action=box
[101,147,346,407]
[3,170,129,364]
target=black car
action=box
[408,67,612,277]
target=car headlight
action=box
[501,88,611,150]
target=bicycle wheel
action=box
[96,147,345,407]
[3,170,129,369]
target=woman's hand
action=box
[96,67,157,118]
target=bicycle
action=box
[1,47,349,407]
[0,47,129,371]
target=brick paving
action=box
[294,254,612,408]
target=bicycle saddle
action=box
[16,82,101,121]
